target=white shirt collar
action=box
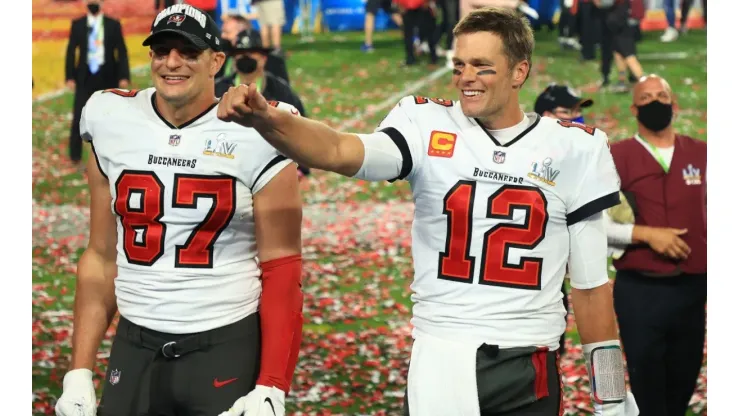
[485,112,531,145]
[87,13,103,26]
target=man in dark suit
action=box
[65,0,130,168]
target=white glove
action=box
[217,385,286,416]
[55,369,97,416]
[594,391,639,416]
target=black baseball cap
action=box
[231,30,273,55]
[534,84,594,115]
[143,4,223,52]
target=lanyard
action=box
[637,135,670,173]
[233,74,262,92]
[225,57,234,77]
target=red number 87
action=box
[114,170,237,268]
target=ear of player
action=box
[217,83,269,127]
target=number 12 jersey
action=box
[376,96,620,349]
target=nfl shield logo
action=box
[493,151,506,164]
[169,135,181,146]
[110,369,121,385]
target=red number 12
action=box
[438,182,548,290]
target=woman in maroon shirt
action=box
[608,75,706,416]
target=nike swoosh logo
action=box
[213,377,238,388]
[265,397,276,415]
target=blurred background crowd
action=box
[32,0,707,168]
[31,0,707,414]
[33,0,707,99]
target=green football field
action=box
[32,29,707,415]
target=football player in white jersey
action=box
[218,6,639,416]
[55,5,303,416]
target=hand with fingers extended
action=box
[217,83,272,129]
[642,227,691,260]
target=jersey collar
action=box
[150,92,218,129]
[473,113,541,147]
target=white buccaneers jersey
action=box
[376,96,620,349]
[80,87,296,333]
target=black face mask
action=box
[87,3,101,15]
[636,100,673,132]
[235,56,258,74]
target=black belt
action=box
[117,313,258,359]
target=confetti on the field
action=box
[32,21,707,416]
[31,180,708,415]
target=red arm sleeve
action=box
[256,254,304,394]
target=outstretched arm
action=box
[220,84,366,176]
[219,85,426,183]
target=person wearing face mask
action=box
[217,15,261,81]
[218,18,291,86]
[216,30,309,177]
[607,74,706,416]
[534,83,592,125]
[215,30,304,117]
[65,0,130,171]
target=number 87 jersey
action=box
[80,88,297,334]
[377,96,621,349]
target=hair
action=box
[224,14,251,29]
[453,7,535,78]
